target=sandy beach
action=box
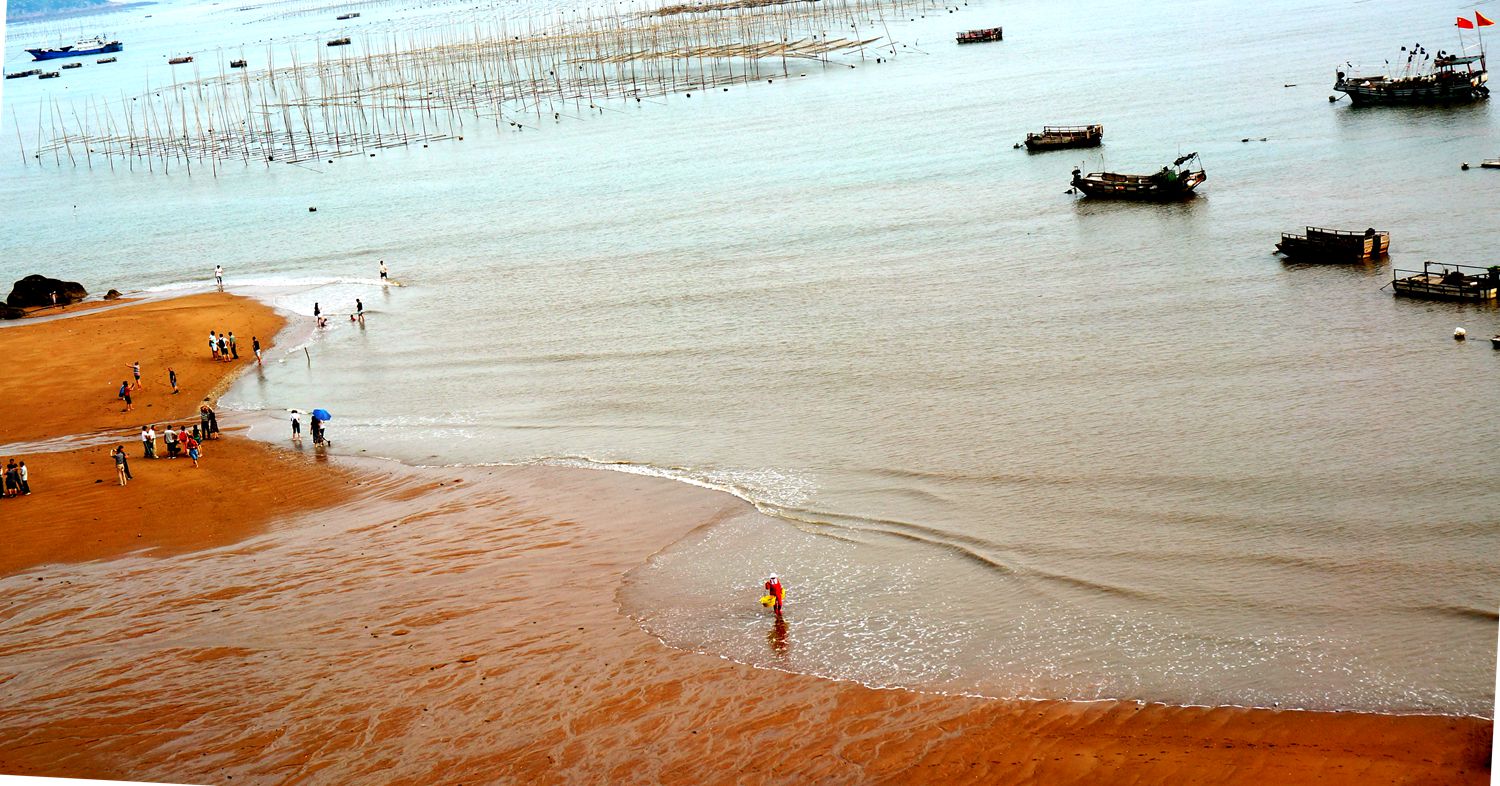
[0,294,1489,784]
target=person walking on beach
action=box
[181,431,200,468]
[217,333,229,362]
[228,331,239,359]
[112,446,129,486]
[17,461,29,495]
[127,361,143,390]
[214,264,224,287]
[355,298,364,320]
[169,367,179,395]
[290,409,302,442]
[379,261,388,281]
[118,380,133,412]
[164,424,178,458]
[252,336,262,364]
[210,331,219,361]
[764,573,785,617]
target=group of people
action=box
[288,409,331,446]
[120,421,206,483]
[117,364,181,411]
[2,460,31,497]
[210,331,262,364]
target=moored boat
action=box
[1070,152,1205,200]
[1277,226,1389,262]
[1025,124,1102,152]
[61,62,83,70]
[26,35,123,61]
[97,56,117,64]
[230,59,248,68]
[956,27,1002,44]
[168,55,194,64]
[336,12,361,19]
[1391,262,1499,301]
[5,69,42,79]
[1481,158,1500,168]
[1334,42,1488,105]
[38,71,61,79]
[327,37,352,47]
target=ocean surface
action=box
[3,0,1498,715]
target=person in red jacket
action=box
[764,573,784,617]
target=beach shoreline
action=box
[0,293,1489,784]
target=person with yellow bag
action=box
[760,573,785,617]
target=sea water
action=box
[2,0,1497,715]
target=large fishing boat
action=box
[1334,44,1488,105]
[26,35,123,61]
[1070,153,1205,200]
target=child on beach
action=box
[290,410,302,442]
[182,432,200,468]
[118,381,133,412]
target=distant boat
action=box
[61,62,83,69]
[327,37,352,47]
[1392,262,1499,301]
[1070,152,1206,200]
[230,59,248,68]
[168,55,193,64]
[97,56,117,64]
[5,69,42,79]
[1277,226,1389,263]
[26,35,123,61]
[1334,44,1488,105]
[1025,124,1102,152]
[336,12,361,19]
[38,71,61,79]
[956,27,1002,44]
[1481,158,1500,169]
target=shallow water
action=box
[3,0,1499,714]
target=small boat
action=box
[38,71,61,79]
[1025,124,1102,152]
[1391,262,1499,302]
[5,69,42,79]
[168,55,194,64]
[336,12,361,19]
[26,35,123,61]
[230,59,248,68]
[327,37,352,47]
[1334,43,1488,105]
[1481,158,1500,169]
[956,27,1002,44]
[1070,152,1206,200]
[1491,335,1500,349]
[96,56,117,64]
[61,62,83,69]
[1277,226,1389,263]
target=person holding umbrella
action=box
[311,408,332,447]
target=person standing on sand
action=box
[181,432,200,468]
[199,404,212,440]
[217,333,229,362]
[253,336,262,364]
[214,264,224,287]
[169,367,179,395]
[18,461,29,495]
[4,460,17,497]
[112,446,129,486]
[140,425,153,458]
[210,331,219,361]
[228,331,239,359]
[127,361,143,390]
[290,409,302,442]
[164,425,178,458]
[764,573,785,617]
[118,381,133,412]
[313,302,321,319]
[379,261,388,281]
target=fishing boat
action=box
[168,55,194,64]
[336,12,361,19]
[1391,262,1499,301]
[1334,44,1488,105]
[1024,124,1102,152]
[26,35,123,61]
[956,27,1002,44]
[5,69,42,79]
[1481,158,1500,168]
[97,56,117,64]
[60,62,82,70]
[38,71,61,79]
[327,37,352,47]
[1070,152,1205,200]
[230,59,248,68]
[1277,226,1389,262]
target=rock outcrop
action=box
[103,289,123,300]
[6,275,87,308]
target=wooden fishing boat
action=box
[1277,226,1389,262]
[230,59,248,68]
[327,37,352,47]
[1391,262,1499,301]
[5,69,42,79]
[1481,158,1500,169]
[1334,44,1488,105]
[956,27,1002,44]
[38,71,61,79]
[96,56,117,63]
[336,12,361,19]
[61,62,82,69]
[168,55,193,64]
[1025,124,1102,152]
[1070,152,1205,200]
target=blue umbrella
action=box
[311,408,332,422]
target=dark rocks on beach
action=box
[0,305,26,320]
[103,289,123,300]
[7,275,87,308]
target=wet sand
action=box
[0,296,1489,784]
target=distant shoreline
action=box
[6,0,154,25]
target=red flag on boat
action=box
[1477,11,1495,26]
[1457,15,1475,28]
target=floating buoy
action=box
[1454,327,1467,340]
[1461,162,1470,170]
